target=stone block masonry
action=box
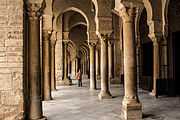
[0,0,24,119]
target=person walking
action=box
[76,69,82,87]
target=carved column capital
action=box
[63,32,69,40]
[88,40,98,47]
[43,30,52,41]
[148,33,162,44]
[50,31,57,46]
[25,0,46,19]
[63,40,70,48]
[120,7,136,23]
[99,33,113,43]
[108,39,115,46]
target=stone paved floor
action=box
[43,80,180,120]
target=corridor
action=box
[43,80,180,120]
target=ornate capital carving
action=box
[114,2,142,23]
[99,33,113,42]
[63,32,69,40]
[148,33,162,44]
[25,0,46,20]
[51,31,57,40]
[108,39,114,46]
[88,40,98,47]
[63,40,70,45]
[43,30,52,41]
[120,7,136,23]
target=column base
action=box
[98,90,112,100]
[51,88,57,91]
[121,100,142,120]
[89,88,97,92]
[58,79,71,86]
[43,97,53,101]
[150,89,157,97]
[30,116,47,120]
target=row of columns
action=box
[26,2,142,120]
[88,36,114,99]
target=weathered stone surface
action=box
[0,73,12,91]
[0,0,24,119]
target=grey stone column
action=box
[75,58,79,74]
[120,7,142,120]
[26,2,46,120]
[42,30,52,101]
[96,49,100,78]
[68,58,71,75]
[61,41,70,85]
[50,40,56,91]
[83,57,86,75]
[98,34,112,100]
[108,40,114,80]
[89,43,96,90]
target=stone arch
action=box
[143,0,163,37]
[67,40,77,61]
[69,22,87,31]
[163,0,170,37]
[92,0,99,33]
[55,7,89,31]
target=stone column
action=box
[68,59,71,75]
[42,30,52,101]
[82,56,88,79]
[120,7,142,120]
[87,56,90,78]
[75,58,79,74]
[151,37,160,97]
[108,40,114,80]
[26,2,46,120]
[61,41,70,85]
[50,39,56,91]
[96,49,100,78]
[83,57,86,75]
[89,43,96,90]
[98,34,112,100]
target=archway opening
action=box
[139,9,153,91]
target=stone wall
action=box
[0,0,24,119]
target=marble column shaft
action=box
[152,39,160,97]
[63,42,68,80]
[27,3,45,119]
[121,7,142,120]
[42,31,52,101]
[96,50,100,77]
[51,40,56,91]
[122,8,138,103]
[98,35,112,100]
[89,43,96,90]
[108,41,114,79]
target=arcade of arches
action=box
[0,0,180,120]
